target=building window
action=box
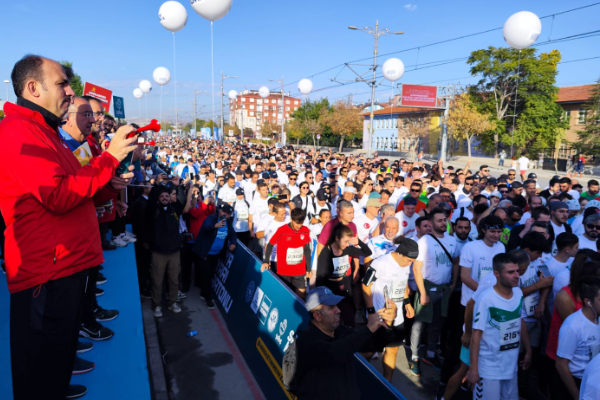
[257,99,262,105]
[401,138,405,149]
[241,98,246,102]
[463,140,468,152]
[295,101,299,105]
[286,107,290,111]
[250,98,255,102]
[272,113,276,117]
[578,109,588,125]
[286,100,290,104]
[250,105,254,110]
[249,112,254,116]
[559,143,569,159]
[563,110,571,122]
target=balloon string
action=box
[211,21,215,141]
[160,86,163,130]
[173,32,178,130]
[145,96,148,124]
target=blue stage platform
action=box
[0,244,151,399]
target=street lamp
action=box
[348,21,403,157]
[268,76,286,146]
[3,80,10,103]
[220,72,238,144]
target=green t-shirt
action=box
[581,191,599,201]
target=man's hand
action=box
[366,314,388,333]
[490,196,499,208]
[461,332,471,348]
[420,292,429,306]
[110,172,134,190]
[116,200,128,218]
[229,244,236,252]
[377,301,398,325]
[465,368,481,390]
[215,219,226,229]
[261,263,270,272]
[537,274,554,289]
[534,302,546,320]
[105,125,138,162]
[520,350,532,370]
[348,236,359,246]
[404,303,415,319]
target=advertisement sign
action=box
[83,82,113,113]
[113,96,125,119]
[400,84,438,108]
[212,242,407,400]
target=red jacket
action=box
[0,102,120,293]
[189,202,215,238]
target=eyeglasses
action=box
[301,186,309,189]
[92,111,104,117]
[69,111,95,118]
[586,224,600,230]
[483,169,489,172]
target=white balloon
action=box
[190,0,233,22]
[158,1,188,33]
[153,67,172,86]
[133,88,144,99]
[503,11,542,50]
[382,58,405,82]
[298,79,313,95]
[139,80,153,94]
[228,90,238,100]
[259,86,270,98]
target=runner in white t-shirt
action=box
[363,238,419,382]
[466,253,531,400]
[518,155,529,181]
[579,352,600,400]
[366,217,400,260]
[546,232,578,314]
[395,197,419,238]
[460,215,506,306]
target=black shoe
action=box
[141,288,152,299]
[423,354,443,370]
[66,385,87,399]
[76,341,94,354]
[96,272,107,285]
[73,356,95,375]
[79,322,114,341]
[94,307,119,322]
[95,288,104,297]
[205,298,216,310]
[102,241,117,251]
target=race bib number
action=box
[479,267,492,282]
[332,255,350,277]
[524,293,540,317]
[259,208,269,218]
[499,320,520,351]
[390,279,407,302]
[286,247,304,265]
[237,209,249,221]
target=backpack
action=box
[282,335,299,394]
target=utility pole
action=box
[187,88,208,136]
[221,71,238,144]
[268,76,286,145]
[169,107,183,136]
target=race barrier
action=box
[212,241,408,400]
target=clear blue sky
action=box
[1,0,599,124]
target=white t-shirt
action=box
[354,213,379,243]
[395,211,419,239]
[367,234,397,260]
[218,185,237,204]
[416,233,459,285]
[232,199,250,232]
[578,234,597,251]
[553,269,571,310]
[473,286,525,380]
[202,179,217,196]
[580,353,600,400]
[369,253,411,326]
[519,211,532,225]
[264,219,289,262]
[557,309,600,379]
[571,214,585,236]
[309,223,324,242]
[242,181,257,202]
[450,207,474,223]
[546,257,573,314]
[460,240,506,306]
[249,196,270,233]
[519,263,540,321]
[550,221,566,256]
[518,156,529,171]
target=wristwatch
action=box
[366,307,376,314]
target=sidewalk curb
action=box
[141,301,169,400]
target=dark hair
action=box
[579,276,600,304]
[559,177,572,185]
[509,249,530,267]
[570,250,600,300]
[556,232,579,252]
[319,208,331,217]
[521,232,552,254]
[528,195,541,205]
[473,194,488,205]
[428,207,446,222]
[587,179,599,187]
[11,54,46,97]
[531,206,550,221]
[453,216,471,226]
[326,223,354,247]
[549,178,560,187]
[290,208,306,224]
[415,216,429,228]
[272,202,285,214]
[493,252,518,272]
[507,205,524,218]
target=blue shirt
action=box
[208,223,228,255]
[58,128,81,151]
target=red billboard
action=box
[401,84,438,107]
[83,82,113,113]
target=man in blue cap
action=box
[293,287,396,400]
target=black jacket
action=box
[294,323,374,400]
[130,195,149,244]
[146,185,186,254]
[193,213,237,259]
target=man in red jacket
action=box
[0,55,137,400]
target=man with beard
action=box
[549,201,572,255]
[577,213,600,250]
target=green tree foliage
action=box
[573,79,600,154]
[60,61,83,97]
[467,47,567,157]
[288,98,331,146]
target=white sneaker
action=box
[111,236,128,247]
[118,233,137,243]
[168,303,182,313]
[153,306,162,318]
[124,231,137,239]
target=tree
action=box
[319,100,363,152]
[467,47,567,157]
[572,79,600,154]
[60,61,83,96]
[289,99,331,147]
[447,93,496,158]
[397,112,431,161]
[260,121,281,139]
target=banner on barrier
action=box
[212,241,406,400]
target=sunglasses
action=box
[483,170,489,172]
[301,186,309,189]
[500,190,508,194]
[586,224,600,230]
[289,178,296,181]
[410,189,420,193]
[508,174,516,176]
[464,182,473,186]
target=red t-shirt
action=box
[269,224,311,276]
[317,218,358,246]
[396,198,427,213]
